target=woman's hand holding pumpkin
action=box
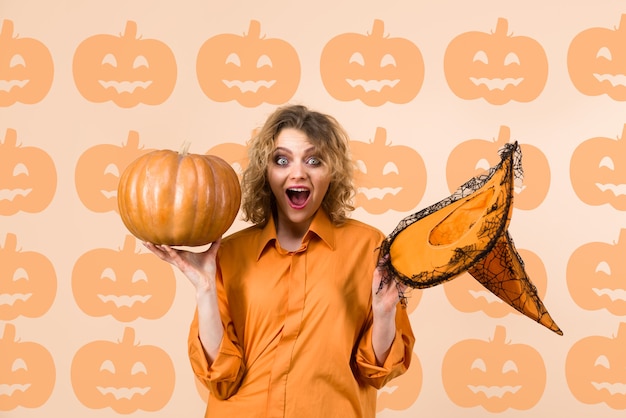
[143,240,221,294]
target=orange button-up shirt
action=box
[188,210,415,418]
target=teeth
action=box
[288,188,308,192]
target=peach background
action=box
[1,0,626,416]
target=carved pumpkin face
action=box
[0,233,56,320]
[0,128,57,215]
[73,20,177,108]
[568,14,626,100]
[446,125,550,210]
[197,20,300,107]
[71,235,176,322]
[566,322,626,409]
[71,327,175,413]
[320,19,424,106]
[0,19,53,106]
[351,127,426,214]
[0,323,55,410]
[567,229,626,315]
[570,125,626,210]
[376,351,422,412]
[444,18,548,105]
[442,325,546,412]
[444,248,548,318]
[75,131,154,213]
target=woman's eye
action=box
[275,156,289,166]
[307,156,321,165]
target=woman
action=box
[146,105,415,417]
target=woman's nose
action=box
[289,161,306,179]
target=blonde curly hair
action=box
[241,104,355,226]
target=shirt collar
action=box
[256,209,336,259]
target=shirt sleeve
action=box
[353,301,415,389]
[187,270,246,400]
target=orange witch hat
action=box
[379,142,562,335]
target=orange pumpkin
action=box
[351,127,426,214]
[118,143,241,246]
[444,248,548,318]
[567,229,626,315]
[0,128,57,215]
[71,235,176,321]
[71,327,175,413]
[446,125,550,210]
[568,14,626,100]
[442,325,546,413]
[320,19,424,106]
[570,124,626,210]
[0,19,53,106]
[0,233,56,320]
[196,20,300,107]
[376,351,422,412]
[72,20,177,108]
[566,322,626,409]
[0,323,55,410]
[76,131,154,213]
[444,18,548,105]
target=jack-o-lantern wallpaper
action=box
[1,0,625,416]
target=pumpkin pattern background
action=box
[1,0,625,417]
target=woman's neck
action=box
[274,214,313,252]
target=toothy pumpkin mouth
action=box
[287,188,310,206]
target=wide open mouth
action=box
[287,188,310,207]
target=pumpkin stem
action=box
[619,14,626,31]
[125,131,140,149]
[3,232,18,250]
[247,20,261,38]
[121,327,136,345]
[1,19,14,37]
[122,234,137,252]
[371,19,385,37]
[373,127,387,145]
[492,325,507,343]
[620,123,626,142]
[494,17,509,36]
[496,125,511,145]
[1,323,16,341]
[123,20,138,39]
[179,141,192,156]
[3,128,17,147]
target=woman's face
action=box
[267,127,331,232]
